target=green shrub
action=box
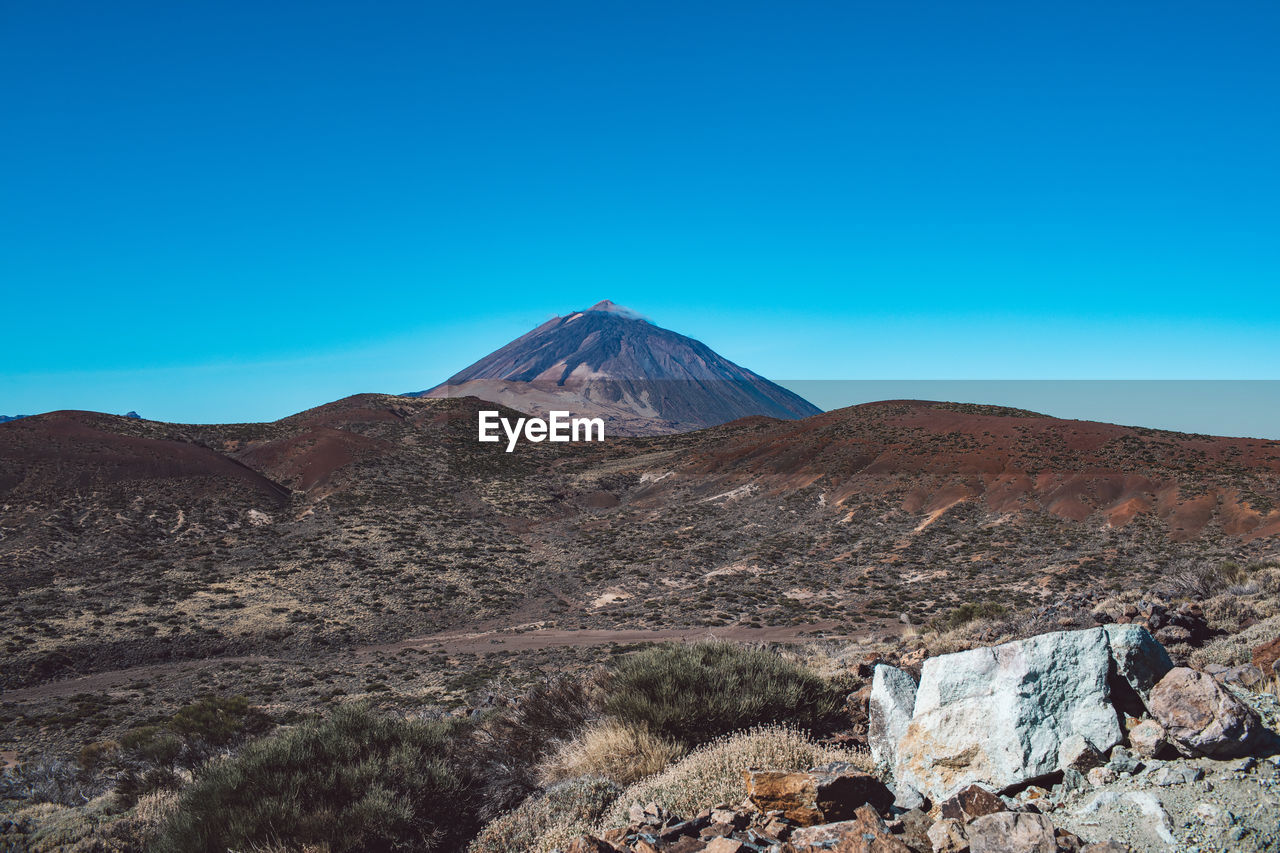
[470,676,595,821]
[152,704,477,853]
[468,777,620,853]
[168,694,271,746]
[118,726,184,767]
[599,641,848,746]
[936,600,1008,631]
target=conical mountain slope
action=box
[409,300,821,435]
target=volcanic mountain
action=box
[407,300,822,435]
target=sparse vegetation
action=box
[467,776,621,853]
[537,718,685,787]
[152,704,478,853]
[600,641,849,747]
[595,725,868,832]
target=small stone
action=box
[788,805,913,851]
[1223,756,1256,774]
[1059,768,1086,793]
[1107,746,1142,775]
[702,838,749,853]
[565,835,620,853]
[1087,766,1117,787]
[927,817,968,853]
[1149,764,1203,786]
[1192,802,1233,827]
[1080,843,1128,852]
[1215,664,1265,690]
[966,811,1057,853]
[1128,719,1167,759]
[938,784,1007,824]
[1058,734,1104,773]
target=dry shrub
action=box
[923,617,1016,657]
[594,725,870,832]
[537,719,685,787]
[1190,613,1280,669]
[471,675,597,821]
[1201,592,1261,633]
[468,777,620,853]
[1163,559,1252,600]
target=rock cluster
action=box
[571,626,1279,853]
[1090,601,1216,651]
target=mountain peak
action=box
[587,299,630,314]
[410,302,821,435]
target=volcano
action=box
[408,300,822,435]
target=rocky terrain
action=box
[411,300,822,435]
[1,393,1279,850]
[554,625,1280,853]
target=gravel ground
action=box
[1052,754,1280,852]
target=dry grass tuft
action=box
[537,718,685,787]
[594,725,870,832]
[468,777,620,853]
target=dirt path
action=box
[2,621,894,702]
[357,621,873,655]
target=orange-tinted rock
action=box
[745,765,894,826]
[1251,637,1280,674]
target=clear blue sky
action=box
[2,1,1278,425]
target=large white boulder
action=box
[1103,623,1173,702]
[868,663,916,771]
[894,628,1124,801]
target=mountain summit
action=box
[409,301,821,435]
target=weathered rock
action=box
[1147,667,1269,758]
[1075,791,1175,848]
[1054,828,1084,852]
[566,835,622,853]
[1106,746,1142,775]
[1214,663,1265,690]
[966,812,1057,853]
[702,838,749,853]
[1148,763,1203,786]
[927,817,969,852]
[896,808,934,852]
[1127,719,1166,758]
[1087,766,1116,787]
[1191,801,1233,827]
[1057,734,1104,773]
[1103,624,1173,703]
[744,764,894,826]
[789,805,913,852]
[938,785,1007,824]
[1250,636,1280,674]
[869,664,916,772]
[895,628,1123,801]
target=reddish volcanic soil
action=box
[633,400,1280,542]
[0,411,289,504]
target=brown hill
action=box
[627,400,1280,542]
[2,395,1278,702]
